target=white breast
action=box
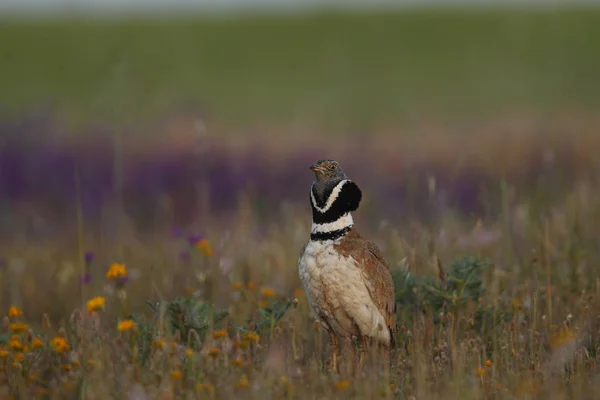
[298,240,391,344]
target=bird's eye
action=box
[328,164,336,170]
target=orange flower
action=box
[171,370,183,379]
[86,296,105,313]
[185,348,194,357]
[195,239,213,257]
[153,339,166,349]
[208,347,221,358]
[476,367,486,377]
[335,380,351,391]
[196,383,214,393]
[49,337,70,353]
[247,281,256,290]
[212,330,227,340]
[231,282,243,291]
[8,336,23,351]
[237,374,250,389]
[485,359,493,367]
[0,348,8,358]
[235,341,249,349]
[106,263,127,280]
[230,358,246,367]
[260,287,277,298]
[7,306,22,319]
[30,338,44,350]
[9,323,29,334]
[117,319,135,332]
[243,332,260,342]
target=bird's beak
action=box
[309,163,320,172]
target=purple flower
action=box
[84,251,95,264]
[171,227,184,239]
[79,273,92,285]
[187,234,203,247]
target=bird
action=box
[297,159,396,373]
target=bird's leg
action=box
[329,332,339,373]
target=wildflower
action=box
[185,348,194,357]
[334,380,351,391]
[293,288,304,299]
[258,300,268,309]
[237,374,250,389]
[247,281,256,290]
[86,296,105,313]
[0,348,8,358]
[79,273,92,285]
[476,367,486,377]
[260,287,277,298]
[14,353,24,362]
[235,341,249,349]
[117,319,135,332]
[208,347,221,358]
[9,323,29,334]
[231,282,243,291]
[485,359,493,367]
[49,337,70,353]
[195,238,213,257]
[84,251,95,264]
[106,263,127,280]
[87,359,101,369]
[8,306,22,319]
[550,329,575,349]
[230,358,246,367]
[212,330,227,340]
[8,336,23,351]
[30,338,43,350]
[153,339,166,350]
[196,383,214,393]
[171,370,183,379]
[243,332,260,343]
[63,364,72,372]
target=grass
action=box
[2,7,600,400]
[1,8,600,130]
[2,123,600,398]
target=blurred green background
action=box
[1,8,599,131]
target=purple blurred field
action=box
[1,110,599,241]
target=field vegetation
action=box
[2,7,600,399]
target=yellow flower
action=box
[0,348,8,358]
[171,370,183,379]
[485,359,493,367]
[334,380,351,391]
[106,263,127,280]
[9,323,29,334]
[185,348,194,357]
[196,383,214,393]
[117,319,135,332]
[87,359,102,369]
[8,306,22,319]
[195,239,213,256]
[237,374,250,389]
[476,367,486,377]
[235,341,249,349]
[230,358,246,367]
[550,329,575,349]
[30,338,44,350]
[212,330,227,340]
[8,336,23,351]
[86,296,105,313]
[153,339,166,349]
[243,332,260,343]
[49,337,70,353]
[260,287,277,298]
[208,347,221,358]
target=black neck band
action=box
[310,226,352,242]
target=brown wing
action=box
[334,230,397,345]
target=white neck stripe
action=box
[310,179,349,213]
[311,213,353,234]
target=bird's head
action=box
[310,159,346,182]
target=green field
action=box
[1,8,600,130]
